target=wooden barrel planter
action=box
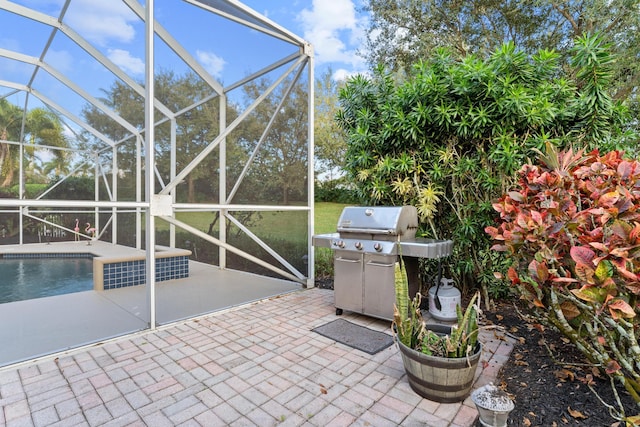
[397,324,482,403]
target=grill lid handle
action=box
[336,227,396,235]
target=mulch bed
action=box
[485,299,637,427]
[315,278,637,426]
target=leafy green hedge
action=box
[314,178,360,203]
[336,34,638,297]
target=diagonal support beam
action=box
[159,55,307,195]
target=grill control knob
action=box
[373,242,382,252]
[355,241,363,250]
[336,240,345,248]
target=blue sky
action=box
[0,0,370,120]
[247,0,369,80]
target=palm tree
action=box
[43,153,71,178]
[25,109,70,180]
[0,100,69,188]
[0,98,24,188]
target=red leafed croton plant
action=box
[486,143,640,421]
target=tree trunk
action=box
[0,142,13,188]
[187,176,195,203]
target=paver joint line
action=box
[3,288,513,427]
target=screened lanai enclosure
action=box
[0,0,313,365]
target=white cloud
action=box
[65,0,138,46]
[196,50,226,78]
[297,0,367,68]
[332,68,367,82]
[107,49,144,75]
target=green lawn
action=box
[158,202,350,238]
[314,202,351,234]
[155,202,350,277]
[313,202,351,277]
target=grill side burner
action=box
[312,206,453,321]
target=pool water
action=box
[0,258,93,304]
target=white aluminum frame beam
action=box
[0,0,175,119]
[144,0,157,329]
[226,63,306,203]
[0,80,117,148]
[159,55,307,196]
[0,0,315,332]
[187,0,306,46]
[124,0,225,96]
[161,215,304,284]
[0,49,141,138]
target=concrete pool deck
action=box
[0,242,301,366]
[0,287,514,427]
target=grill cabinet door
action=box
[363,253,396,320]
[334,251,363,313]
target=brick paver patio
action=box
[0,288,514,426]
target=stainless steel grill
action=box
[313,206,453,320]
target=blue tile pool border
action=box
[0,249,191,290]
[92,247,192,291]
[1,253,94,259]
[101,255,190,290]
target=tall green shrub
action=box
[336,34,635,296]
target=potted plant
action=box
[393,252,482,402]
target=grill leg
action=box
[336,308,343,315]
[403,257,422,298]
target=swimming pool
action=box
[0,257,93,304]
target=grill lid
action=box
[337,206,418,239]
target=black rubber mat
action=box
[312,319,394,355]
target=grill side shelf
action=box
[312,233,340,248]
[399,239,454,258]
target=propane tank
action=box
[428,278,462,321]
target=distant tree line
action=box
[80,70,309,205]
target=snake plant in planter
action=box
[393,253,482,402]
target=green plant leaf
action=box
[570,285,609,304]
[594,261,613,282]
